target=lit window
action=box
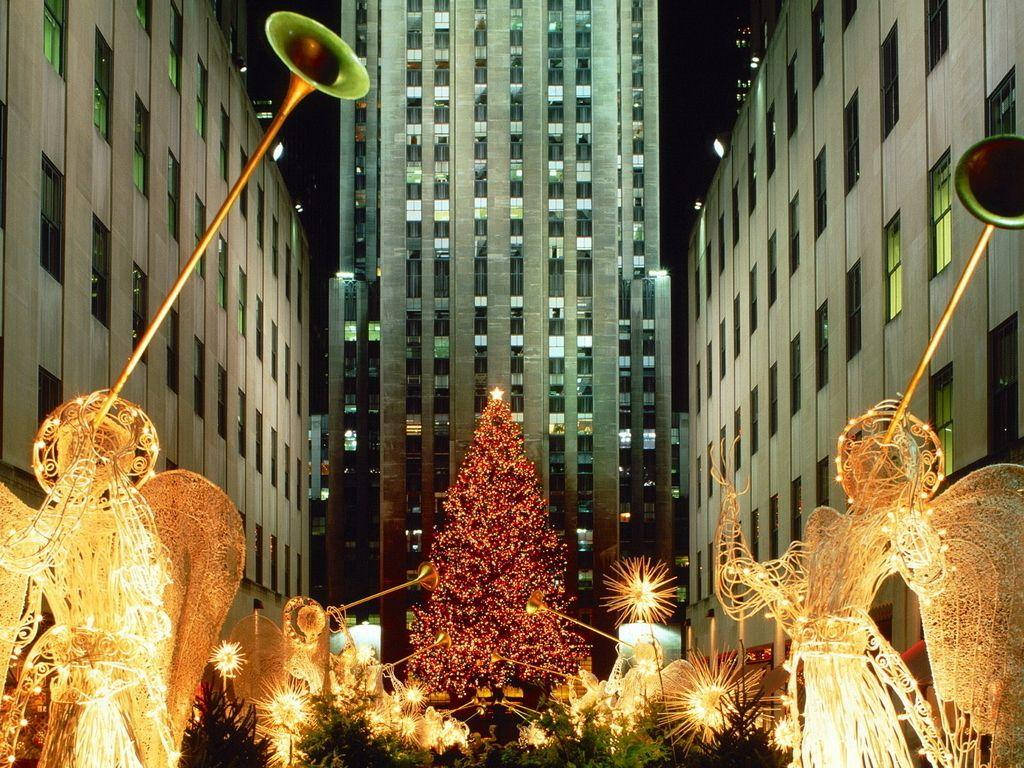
[885,213,902,320]
[930,151,952,275]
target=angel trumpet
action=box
[389,632,451,668]
[338,562,439,613]
[886,134,1024,439]
[525,590,632,648]
[94,12,368,427]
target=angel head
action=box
[836,401,944,512]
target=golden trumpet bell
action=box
[435,631,452,649]
[417,561,440,591]
[266,12,369,100]
[955,134,1024,229]
[526,590,548,615]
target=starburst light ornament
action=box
[660,650,759,745]
[210,641,246,680]
[602,557,676,626]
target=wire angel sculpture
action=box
[0,391,244,767]
[715,400,1024,768]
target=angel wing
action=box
[902,463,1024,759]
[142,470,246,746]
[0,484,38,689]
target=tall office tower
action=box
[689,0,1024,674]
[331,0,673,670]
[0,0,310,628]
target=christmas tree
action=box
[407,388,588,695]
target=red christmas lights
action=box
[407,393,588,696]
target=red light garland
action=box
[407,394,588,696]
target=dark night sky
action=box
[245,0,746,414]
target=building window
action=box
[718,215,726,273]
[91,218,110,326]
[706,343,712,398]
[846,261,861,359]
[815,301,828,390]
[733,294,741,359]
[931,150,952,275]
[255,410,263,473]
[731,185,740,245]
[845,92,859,191]
[270,534,278,592]
[749,264,758,334]
[94,31,112,140]
[987,68,1016,137]
[237,389,247,457]
[271,323,278,380]
[133,98,149,195]
[790,334,801,415]
[885,212,902,320]
[811,2,825,87]
[768,232,777,305]
[216,365,227,437]
[719,320,726,380]
[816,457,830,507]
[769,494,779,558]
[254,524,263,585]
[136,0,150,31]
[219,108,229,180]
[196,59,208,137]
[44,0,65,76]
[217,238,227,308]
[734,408,742,469]
[131,263,147,347]
[927,0,948,71]
[881,24,899,138]
[194,197,206,276]
[271,429,278,486]
[40,155,63,282]
[38,366,62,423]
[843,0,856,29]
[285,444,291,500]
[766,103,776,177]
[750,386,759,455]
[167,152,180,240]
[167,309,179,393]
[989,314,1018,454]
[237,268,247,336]
[930,363,953,475]
[750,508,760,560]
[769,362,778,436]
[193,338,205,417]
[788,194,800,273]
[787,54,798,137]
[256,185,265,250]
[239,149,248,217]
[169,4,183,90]
[748,146,757,213]
[256,296,264,360]
[814,148,827,237]
[791,477,802,540]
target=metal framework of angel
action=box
[715,400,1024,768]
[0,392,244,767]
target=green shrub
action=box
[178,683,274,768]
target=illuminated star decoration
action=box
[490,386,504,400]
[257,681,310,764]
[661,650,760,744]
[210,640,246,680]
[602,557,676,626]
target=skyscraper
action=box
[331,0,673,670]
